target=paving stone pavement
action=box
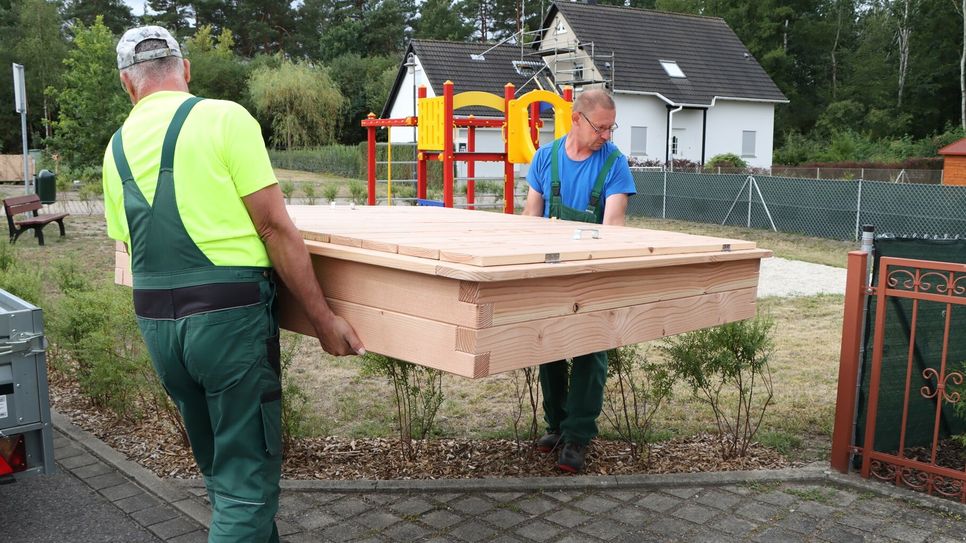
[18,410,964,542]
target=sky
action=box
[123,0,153,18]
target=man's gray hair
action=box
[573,89,615,114]
[121,39,184,90]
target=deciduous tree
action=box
[247,57,345,148]
[47,16,130,170]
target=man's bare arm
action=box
[602,193,629,226]
[243,184,364,356]
[523,188,545,217]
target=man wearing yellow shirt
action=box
[102,26,364,542]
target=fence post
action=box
[662,170,667,219]
[830,250,870,473]
[746,174,753,227]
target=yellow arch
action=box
[453,91,505,112]
[506,90,572,164]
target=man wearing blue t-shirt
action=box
[523,88,637,473]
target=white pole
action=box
[13,63,28,194]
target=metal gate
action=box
[837,256,966,500]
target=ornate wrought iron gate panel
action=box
[860,257,966,501]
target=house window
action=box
[573,63,583,82]
[671,136,679,155]
[631,126,647,155]
[742,130,757,157]
[660,60,686,78]
[555,21,567,34]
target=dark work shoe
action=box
[535,432,562,453]
[557,441,587,473]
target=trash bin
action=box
[35,169,56,205]
[0,288,54,481]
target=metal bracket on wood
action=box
[572,228,600,240]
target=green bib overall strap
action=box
[111,96,267,290]
[548,138,622,224]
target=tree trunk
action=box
[896,0,912,108]
[961,0,966,130]
[831,1,844,100]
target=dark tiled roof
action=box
[382,40,548,118]
[549,1,787,106]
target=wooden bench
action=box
[3,194,69,246]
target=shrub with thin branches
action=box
[661,314,775,459]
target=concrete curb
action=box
[52,409,212,528]
[53,407,966,531]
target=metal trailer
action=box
[0,289,55,482]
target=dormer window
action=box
[660,60,686,78]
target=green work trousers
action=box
[137,279,282,543]
[539,350,609,446]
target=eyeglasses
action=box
[580,112,618,136]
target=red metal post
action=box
[416,86,427,200]
[529,102,540,148]
[503,83,515,214]
[443,81,455,208]
[366,113,376,206]
[861,257,892,478]
[830,250,870,473]
[467,124,476,210]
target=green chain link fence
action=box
[629,171,966,240]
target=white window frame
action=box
[671,135,679,156]
[741,130,757,158]
[631,126,647,156]
[660,60,686,78]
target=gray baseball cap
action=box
[116,26,182,70]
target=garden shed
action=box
[938,138,966,186]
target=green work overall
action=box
[540,139,621,446]
[112,97,283,543]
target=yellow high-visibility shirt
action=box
[102,91,277,267]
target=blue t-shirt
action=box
[526,135,636,218]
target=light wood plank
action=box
[469,287,759,374]
[288,205,760,265]
[463,259,760,326]
[277,285,486,377]
[307,257,483,327]
[304,240,771,281]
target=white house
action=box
[541,1,787,168]
[382,0,787,173]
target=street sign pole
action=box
[13,63,28,194]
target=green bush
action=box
[361,353,444,460]
[0,254,43,307]
[52,258,92,294]
[269,145,363,178]
[322,184,339,203]
[279,332,311,452]
[280,180,295,203]
[47,285,159,419]
[705,153,748,170]
[348,180,367,204]
[661,313,775,459]
[303,184,318,205]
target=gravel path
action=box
[758,256,848,298]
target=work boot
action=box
[557,441,587,473]
[535,432,562,453]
